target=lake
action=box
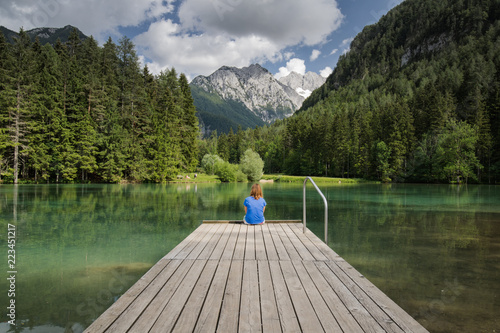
[0,183,498,332]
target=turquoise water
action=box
[0,183,499,332]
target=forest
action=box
[0,29,199,183]
[201,0,500,184]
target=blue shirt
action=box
[244,196,266,224]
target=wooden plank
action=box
[217,260,244,333]
[127,259,196,332]
[302,261,365,333]
[198,223,228,259]
[288,223,329,261]
[194,259,232,333]
[331,259,429,333]
[209,223,234,260]
[261,224,279,261]
[280,223,315,261]
[274,224,302,261]
[268,260,302,333]
[150,259,208,332]
[220,223,240,260]
[315,261,386,333]
[104,259,186,332]
[245,224,256,260]
[293,260,343,332]
[324,260,404,333]
[267,224,290,261]
[255,225,267,261]
[239,260,262,333]
[171,224,212,260]
[203,220,302,224]
[258,260,282,333]
[171,259,219,333]
[163,224,210,259]
[83,258,172,333]
[279,260,324,332]
[186,223,224,260]
[298,225,344,262]
[233,224,247,260]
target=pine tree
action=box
[179,73,199,171]
[28,41,61,182]
[8,29,35,183]
[67,29,97,181]
[151,82,180,181]
[98,37,127,182]
[0,32,12,180]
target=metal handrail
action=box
[303,177,329,243]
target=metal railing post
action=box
[303,177,329,244]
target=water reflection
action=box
[309,184,500,333]
[0,183,498,332]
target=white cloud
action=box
[178,0,343,46]
[320,66,333,78]
[274,58,306,80]
[0,0,175,42]
[330,48,339,55]
[0,0,345,78]
[135,19,279,79]
[310,49,321,62]
[137,0,343,76]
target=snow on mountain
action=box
[190,64,326,124]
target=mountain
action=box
[0,25,87,45]
[191,64,325,135]
[278,71,326,99]
[277,0,500,182]
[301,0,500,112]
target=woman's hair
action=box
[250,183,263,199]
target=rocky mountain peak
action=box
[190,63,327,135]
[278,71,326,99]
[191,64,306,123]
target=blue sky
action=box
[0,0,404,80]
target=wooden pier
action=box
[84,221,428,333]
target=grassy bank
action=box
[168,173,375,184]
[261,175,377,184]
[3,173,373,185]
[168,173,221,183]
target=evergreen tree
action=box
[8,29,35,183]
[0,32,12,180]
[28,41,62,182]
[179,73,199,171]
[98,37,127,182]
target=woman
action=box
[243,184,266,225]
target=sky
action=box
[0,0,405,81]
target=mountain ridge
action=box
[191,64,325,135]
[1,25,88,45]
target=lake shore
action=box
[168,173,378,184]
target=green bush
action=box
[214,160,238,182]
[239,149,264,182]
[201,154,223,175]
[235,169,248,182]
